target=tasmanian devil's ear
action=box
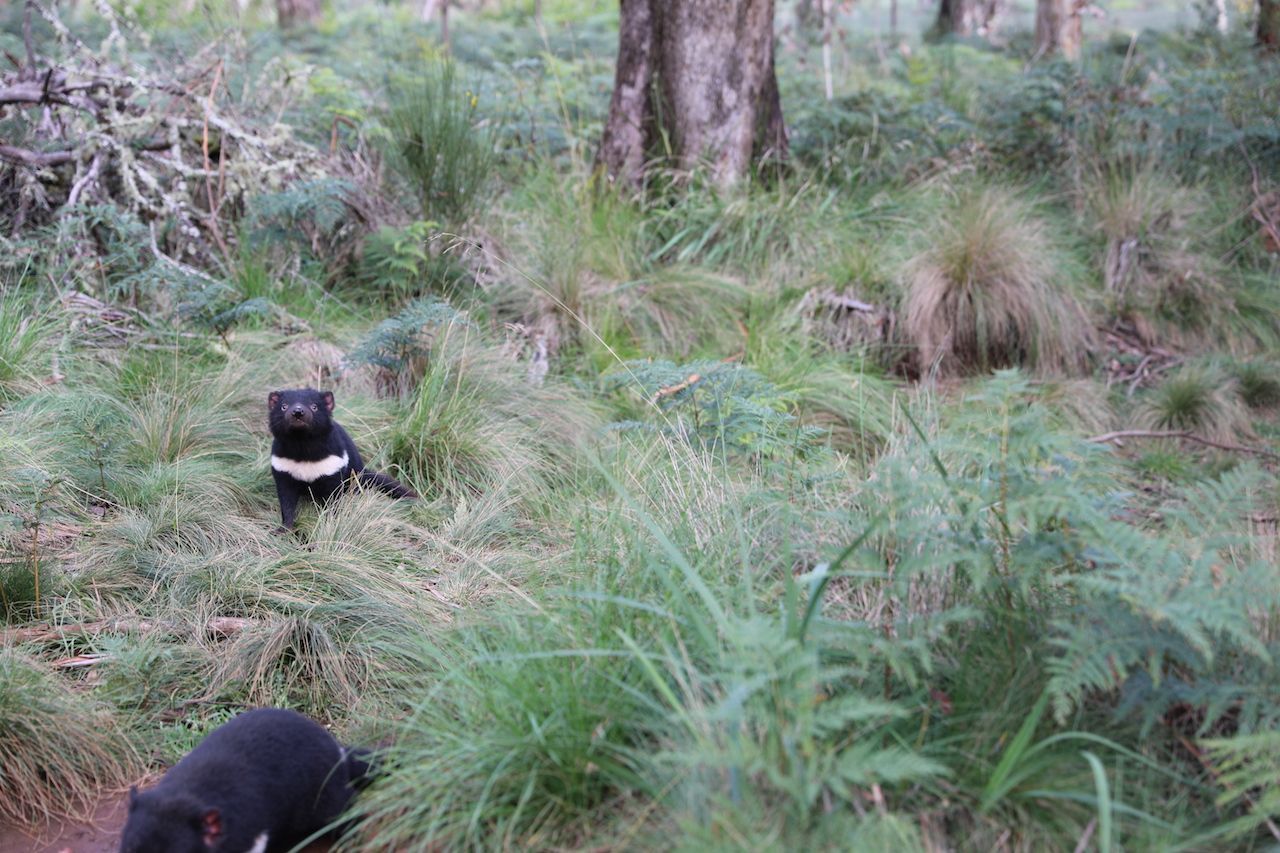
[321,391,335,412]
[128,785,139,808]
[268,390,282,410]
[201,808,223,845]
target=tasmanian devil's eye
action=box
[311,404,318,412]
[282,405,287,411]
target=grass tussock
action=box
[0,10,1278,851]
[0,295,54,406]
[0,651,140,826]
[1136,364,1253,443]
[902,186,1094,377]
[385,331,599,506]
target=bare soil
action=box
[0,795,127,853]
[0,793,333,853]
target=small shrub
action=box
[902,186,1094,377]
[354,221,475,302]
[384,60,497,224]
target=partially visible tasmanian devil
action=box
[267,388,416,531]
[118,707,375,853]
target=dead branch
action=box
[653,373,702,403]
[1088,430,1280,460]
[0,143,74,167]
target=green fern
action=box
[603,359,825,460]
[344,297,472,374]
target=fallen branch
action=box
[0,142,74,167]
[1088,430,1280,460]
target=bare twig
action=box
[0,143,73,167]
[653,373,702,404]
[1088,430,1280,460]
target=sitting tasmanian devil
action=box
[118,707,375,853]
[268,388,416,531]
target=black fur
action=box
[268,388,416,531]
[118,708,375,853]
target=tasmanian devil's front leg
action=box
[274,473,302,532]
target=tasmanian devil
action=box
[118,707,375,853]
[267,388,416,531]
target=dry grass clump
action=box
[0,650,140,826]
[902,186,1093,377]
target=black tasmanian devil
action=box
[117,707,375,853]
[268,388,416,531]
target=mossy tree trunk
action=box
[596,0,787,190]
[276,0,321,29]
[1261,0,1280,49]
[1034,0,1082,59]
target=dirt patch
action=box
[0,794,127,853]
[0,793,333,853]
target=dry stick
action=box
[1073,818,1097,853]
[1088,430,1280,461]
[821,0,834,100]
[201,60,230,263]
[22,0,36,71]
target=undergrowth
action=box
[0,5,1276,851]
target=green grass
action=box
[0,651,141,825]
[0,5,1278,849]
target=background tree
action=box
[1261,0,1280,48]
[595,0,787,190]
[276,0,321,28]
[1034,0,1082,58]
[933,0,981,37]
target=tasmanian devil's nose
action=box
[291,406,306,419]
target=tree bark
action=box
[596,0,787,190]
[276,0,322,28]
[1034,0,1082,59]
[934,0,1003,38]
[934,0,980,37]
[1261,0,1280,49]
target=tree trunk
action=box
[276,0,321,28]
[934,0,980,37]
[1034,0,1082,59]
[596,0,787,190]
[1261,0,1280,49]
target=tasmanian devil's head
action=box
[118,786,226,853]
[268,388,335,438]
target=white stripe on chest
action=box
[271,451,349,483]
[244,832,270,853]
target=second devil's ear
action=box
[268,391,282,410]
[321,391,335,412]
[201,808,223,845]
